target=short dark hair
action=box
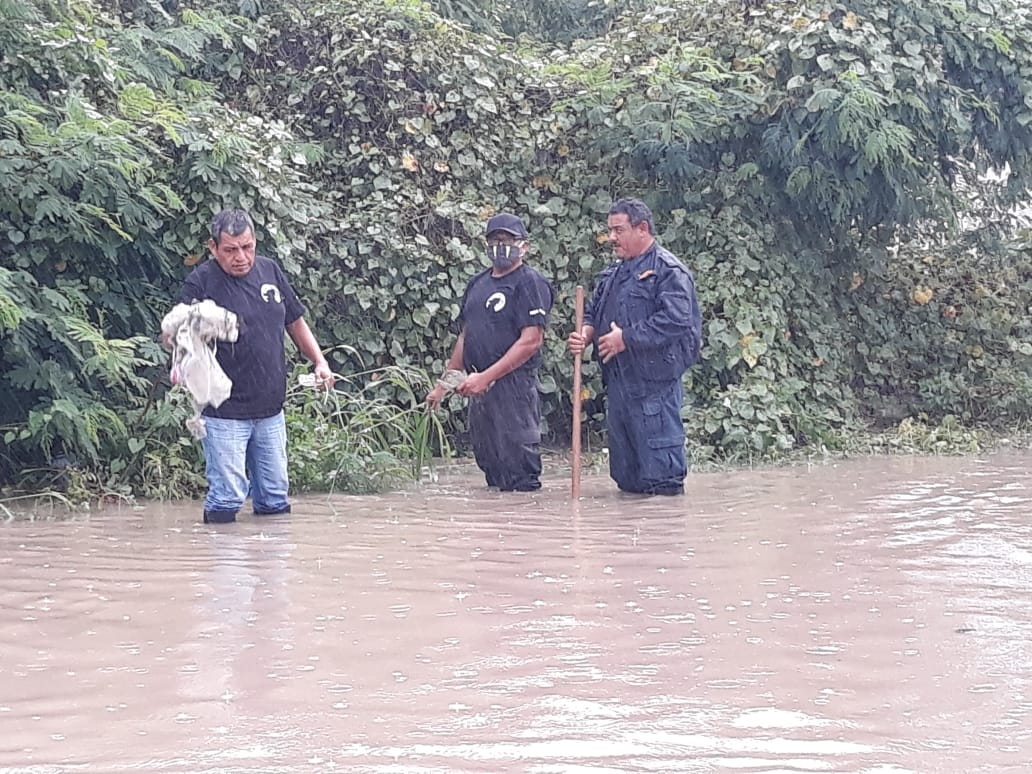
[209,209,255,244]
[609,198,655,234]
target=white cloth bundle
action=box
[160,300,239,439]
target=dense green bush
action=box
[2,0,1032,499]
[286,363,451,494]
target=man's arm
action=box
[427,329,467,409]
[458,325,544,397]
[568,267,611,356]
[621,268,699,354]
[286,316,335,390]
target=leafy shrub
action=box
[5,0,1032,498]
[285,363,451,494]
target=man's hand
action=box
[567,330,589,356]
[426,384,447,410]
[314,361,335,391]
[597,321,626,363]
[457,371,493,397]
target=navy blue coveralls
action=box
[585,242,702,494]
[459,264,555,491]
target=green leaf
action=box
[805,88,842,112]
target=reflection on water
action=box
[1,451,1030,772]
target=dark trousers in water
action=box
[606,375,686,495]
[468,371,542,491]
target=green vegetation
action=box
[2,0,1031,508]
[286,362,451,495]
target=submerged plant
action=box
[286,362,452,495]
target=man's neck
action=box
[621,238,656,261]
[491,259,523,278]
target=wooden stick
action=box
[571,285,584,499]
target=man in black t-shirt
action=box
[172,209,334,523]
[427,213,555,491]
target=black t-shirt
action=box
[459,264,554,375]
[179,256,306,419]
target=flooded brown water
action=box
[2,450,1031,773]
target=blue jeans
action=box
[201,412,290,522]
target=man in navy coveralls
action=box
[567,198,702,495]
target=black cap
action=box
[485,212,528,239]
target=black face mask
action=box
[487,244,521,270]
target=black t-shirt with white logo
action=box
[458,264,554,375]
[179,256,305,419]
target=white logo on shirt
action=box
[260,283,282,304]
[529,308,545,316]
[486,292,506,312]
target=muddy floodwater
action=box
[2,451,1031,773]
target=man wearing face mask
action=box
[426,212,555,491]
